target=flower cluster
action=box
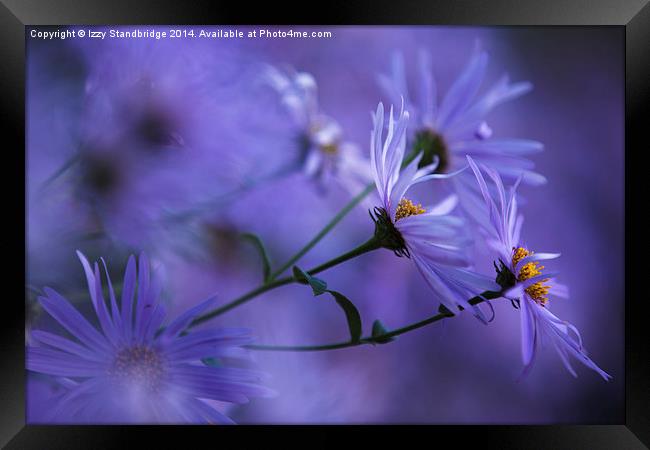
[27,31,615,424]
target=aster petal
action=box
[170,365,274,403]
[121,255,137,338]
[519,297,537,368]
[30,330,104,362]
[134,252,151,340]
[161,294,220,341]
[100,257,122,331]
[165,328,253,357]
[411,253,466,313]
[185,398,235,425]
[436,49,488,131]
[446,77,532,139]
[27,346,105,377]
[76,251,117,344]
[514,252,561,275]
[452,138,544,156]
[426,194,459,216]
[417,49,436,125]
[39,289,111,354]
[520,272,560,288]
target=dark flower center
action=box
[79,154,121,196]
[133,107,184,150]
[413,128,449,173]
[370,207,410,258]
[108,346,165,392]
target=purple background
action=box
[26,26,624,423]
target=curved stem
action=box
[186,147,423,329]
[245,290,504,352]
[269,182,375,280]
[188,236,381,328]
[267,146,422,281]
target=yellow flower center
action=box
[320,143,339,155]
[512,247,550,306]
[395,198,426,221]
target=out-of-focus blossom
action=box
[65,39,255,248]
[369,102,500,318]
[265,66,373,194]
[27,251,273,424]
[467,156,610,380]
[378,46,545,220]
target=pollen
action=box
[512,247,551,306]
[395,198,426,221]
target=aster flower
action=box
[378,47,546,216]
[265,66,373,194]
[27,251,272,424]
[369,102,500,318]
[467,156,611,380]
[66,39,253,247]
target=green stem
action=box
[186,146,423,329]
[245,290,504,352]
[268,182,375,280]
[267,146,422,281]
[188,236,381,328]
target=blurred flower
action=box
[265,66,373,194]
[66,39,253,248]
[369,102,499,318]
[378,46,545,218]
[467,156,611,380]
[27,251,272,424]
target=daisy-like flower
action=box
[67,39,250,247]
[369,101,500,318]
[467,156,611,380]
[378,47,546,213]
[265,66,373,194]
[27,251,273,424]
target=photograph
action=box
[24,25,625,425]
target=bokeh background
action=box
[26,26,624,423]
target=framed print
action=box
[1,0,648,447]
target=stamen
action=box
[395,198,426,221]
[512,247,551,306]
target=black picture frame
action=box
[2,0,647,447]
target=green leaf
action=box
[327,290,362,343]
[371,319,395,344]
[292,266,327,296]
[241,233,272,282]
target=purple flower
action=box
[265,66,373,194]
[27,251,273,424]
[369,102,500,319]
[378,46,545,213]
[467,156,611,381]
[68,39,252,247]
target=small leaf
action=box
[371,319,395,344]
[241,233,272,282]
[292,266,327,296]
[292,266,309,283]
[328,290,362,342]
